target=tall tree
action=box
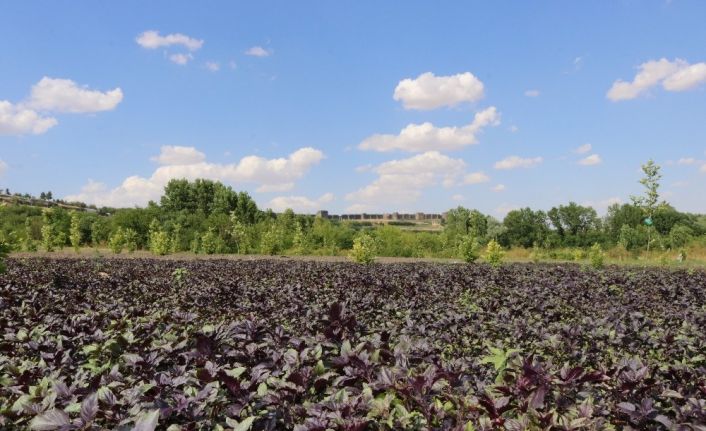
[630,159,663,251]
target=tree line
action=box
[0,162,704,261]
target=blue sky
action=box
[1,1,705,216]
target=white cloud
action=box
[676,157,698,165]
[393,72,485,110]
[346,151,468,208]
[151,146,206,165]
[268,193,334,213]
[607,58,706,101]
[359,106,500,152]
[495,203,518,216]
[205,61,220,72]
[355,164,374,173]
[494,155,543,170]
[463,171,490,185]
[245,46,271,57]
[578,154,602,166]
[582,197,622,214]
[492,184,506,192]
[575,143,592,154]
[701,164,706,173]
[26,77,123,113]
[451,194,464,202]
[509,125,519,133]
[0,100,57,135]
[663,63,706,91]
[136,30,203,51]
[169,53,193,65]
[524,89,540,97]
[66,146,325,207]
[0,159,7,176]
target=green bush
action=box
[669,225,693,248]
[349,233,376,264]
[124,228,138,252]
[0,238,9,274]
[201,227,222,255]
[260,225,281,255]
[457,235,481,263]
[484,239,504,268]
[41,224,55,252]
[588,243,605,270]
[149,220,171,256]
[70,212,81,253]
[108,228,125,254]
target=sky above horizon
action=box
[1,1,705,216]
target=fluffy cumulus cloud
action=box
[607,58,706,101]
[245,46,271,57]
[494,155,543,170]
[26,77,123,113]
[463,172,490,185]
[492,184,506,192]
[65,146,325,207]
[346,151,483,209]
[575,143,592,154]
[393,72,485,110]
[169,53,193,65]
[578,154,602,166]
[151,146,206,165]
[0,100,57,135]
[205,61,220,72]
[136,30,203,51]
[359,106,500,152]
[267,193,334,213]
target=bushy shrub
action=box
[41,224,54,252]
[260,225,281,255]
[201,227,222,255]
[123,228,138,252]
[108,228,125,254]
[149,220,171,256]
[349,233,376,264]
[484,239,504,268]
[669,225,693,248]
[0,238,9,274]
[588,243,605,270]
[70,212,81,253]
[457,235,481,263]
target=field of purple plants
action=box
[1,257,705,430]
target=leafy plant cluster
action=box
[1,258,705,429]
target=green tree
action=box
[457,235,481,263]
[230,212,250,254]
[108,228,125,254]
[588,243,605,270]
[23,218,38,252]
[547,202,600,247]
[41,209,56,252]
[70,212,82,253]
[630,159,663,252]
[669,224,692,248]
[124,228,138,252]
[201,227,222,255]
[148,219,170,255]
[502,208,548,248]
[0,238,9,273]
[349,233,376,264]
[484,239,505,268]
